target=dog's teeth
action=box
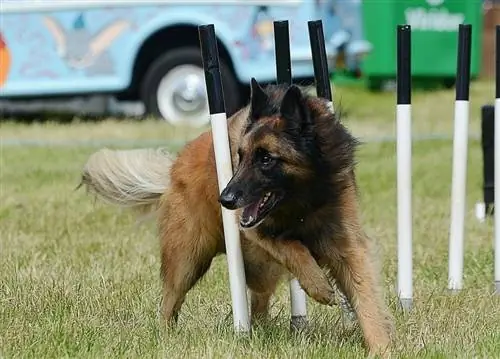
[259,192,272,209]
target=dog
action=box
[80,79,394,356]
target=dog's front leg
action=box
[250,236,336,306]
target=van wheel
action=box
[140,47,240,127]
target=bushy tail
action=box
[78,147,175,215]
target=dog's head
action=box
[219,78,330,229]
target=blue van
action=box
[0,0,371,126]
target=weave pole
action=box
[448,24,472,292]
[308,20,332,102]
[307,19,355,320]
[273,20,308,330]
[495,25,500,294]
[396,24,413,311]
[198,24,250,333]
[477,105,494,222]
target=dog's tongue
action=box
[240,200,262,227]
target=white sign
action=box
[405,7,465,32]
[426,0,445,6]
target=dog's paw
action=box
[301,277,337,306]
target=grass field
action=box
[1,81,500,358]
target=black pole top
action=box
[455,24,472,101]
[199,24,226,114]
[397,24,411,105]
[274,20,292,85]
[496,25,500,99]
[308,20,332,101]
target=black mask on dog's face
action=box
[219,79,315,229]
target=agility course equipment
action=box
[273,20,309,330]
[395,22,500,309]
[495,24,500,294]
[308,19,355,321]
[198,24,251,333]
[198,17,498,337]
[198,19,337,333]
[478,105,495,221]
[396,23,476,302]
[308,20,333,103]
[477,25,500,295]
[448,24,472,293]
[396,24,413,311]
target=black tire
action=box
[140,47,241,125]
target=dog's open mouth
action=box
[240,191,281,229]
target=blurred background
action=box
[0,0,493,128]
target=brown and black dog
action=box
[80,79,394,356]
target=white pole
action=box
[210,113,251,332]
[289,278,307,329]
[494,25,500,295]
[273,20,308,329]
[199,24,250,333]
[395,24,413,311]
[495,97,500,294]
[308,19,355,321]
[448,100,470,291]
[448,24,472,293]
[397,103,413,310]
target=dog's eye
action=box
[256,148,276,169]
[261,153,272,165]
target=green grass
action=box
[1,81,500,358]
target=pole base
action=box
[339,294,356,328]
[399,298,412,312]
[448,288,461,295]
[290,315,308,332]
[495,281,500,295]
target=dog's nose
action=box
[219,190,238,210]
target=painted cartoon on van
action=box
[43,14,131,76]
[0,0,371,126]
[0,33,11,87]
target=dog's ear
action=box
[280,85,311,132]
[249,77,268,120]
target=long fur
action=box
[79,147,175,214]
[79,82,393,357]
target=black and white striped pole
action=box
[273,20,308,330]
[448,24,472,293]
[495,24,500,294]
[198,24,250,333]
[308,19,355,321]
[396,24,413,311]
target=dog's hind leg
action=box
[160,243,216,326]
[249,291,273,323]
[158,199,218,326]
[159,233,217,326]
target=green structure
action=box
[361,0,483,90]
